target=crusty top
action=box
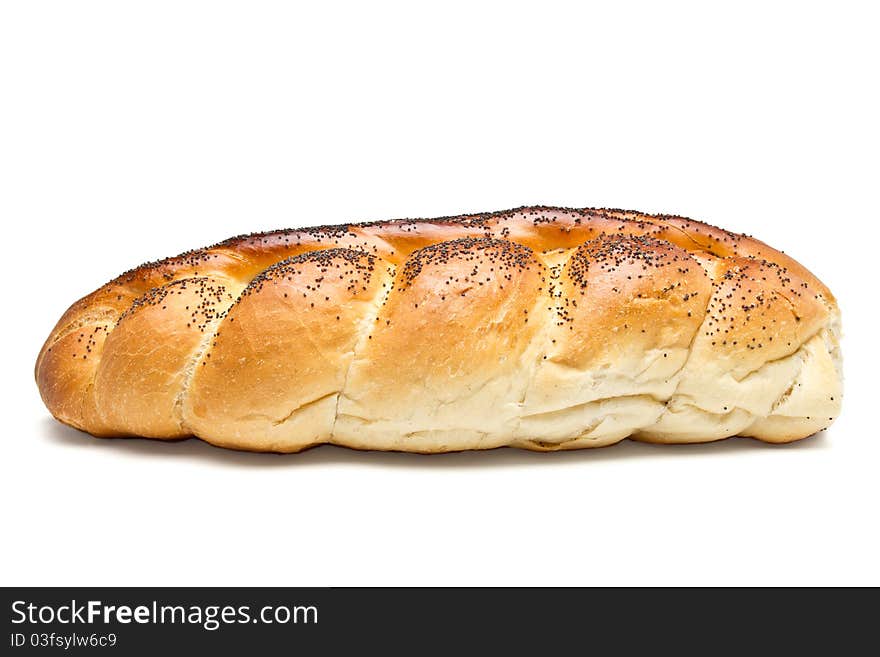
[35,206,841,448]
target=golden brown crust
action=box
[35,206,842,452]
[94,275,244,438]
[335,237,546,452]
[184,249,392,451]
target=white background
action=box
[1,1,877,586]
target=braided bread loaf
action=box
[35,207,842,453]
